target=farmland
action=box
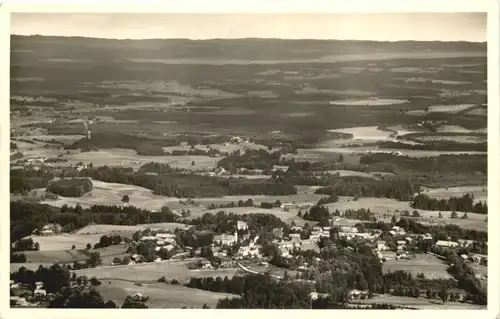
[14,244,129,265]
[40,179,180,211]
[66,149,220,171]
[96,279,237,308]
[353,294,486,310]
[9,34,488,310]
[382,254,452,280]
[74,260,241,284]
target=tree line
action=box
[378,140,487,152]
[313,176,416,201]
[217,149,283,172]
[10,201,179,243]
[411,193,487,214]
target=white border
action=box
[0,1,498,318]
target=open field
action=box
[96,279,236,308]
[74,260,240,283]
[325,126,391,142]
[328,98,408,106]
[75,223,191,235]
[25,233,104,251]
[301,147,486,157]
[353,294,485,310]
[420,186,487,203]
[66,148,220,170]
[436,125,487,133]
[10,140,62,161]
[17,249,89,263]
[15,244,129,265]
[427,104,475,114]
[326,197,487,231]
[466,107,487,117]
[40,179,181,211]
[11,263,54,273]
[20,134,86,145]
[324,170,378,179]
[382,253,452,279]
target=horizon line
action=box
[11,34,487,44]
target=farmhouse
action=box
[470,254,487,264]
[42,223,62,233]
[419,233,433,241]
[33,288,46,299]
[376,241,388,251]
[280,203,295,210]
[237,221,248,231]
[309,292,330,301]
[347,289,369,300]
[435,240,460,248]
[396,240,406,251]
[458,239,476,247]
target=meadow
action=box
[74,260,240,284]
[354,294,485,310]
[382,253,452,280]
[96,279,236,308]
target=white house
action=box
[458,239,476,247]
[237,221,248,231]
[377,241,388,251]
[214,232,238,246]
[155,233,176,240]
[33,288,46,298]
[435,240,460,248]
[309,292,330,301]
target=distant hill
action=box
[10,35,486,64]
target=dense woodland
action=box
[10,201,179,243]
[282,154,486,188]
[411,193,487,214]
[378,141,487,152]
[217,149,282,171]
[313,176,415,201]
[79,165,297,198]
[10,167,55,194]
[46,178,93,197]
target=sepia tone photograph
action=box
[3,1,497,315]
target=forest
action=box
[313,176,415,201]
[217,149,282,172]
[79,165,297,198]
[46,178,93,197]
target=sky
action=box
[11,13,487,42]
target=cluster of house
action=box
[125,232,178,264]
[10,280,47,307]
[308,289,369,302]
[32,223,62,236]
[23,156,48,164]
